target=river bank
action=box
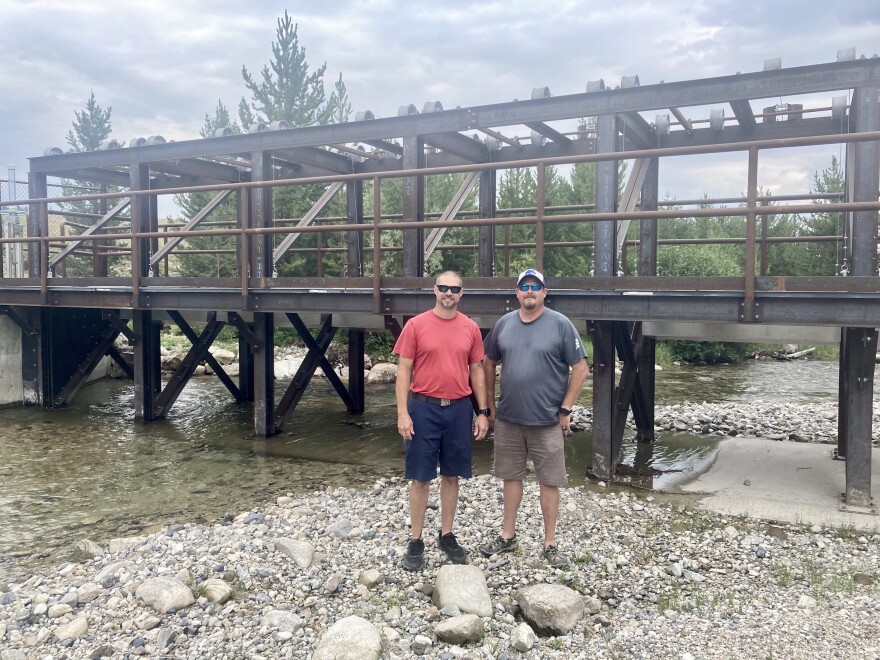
[1,476,878,659]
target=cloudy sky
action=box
[2,0,879,205]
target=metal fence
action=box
[0,178,29,206]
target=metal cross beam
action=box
[272,181,345,265]
[151,189,234,266]
[424,171,481,260]
[49,198,131,269]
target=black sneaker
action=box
[438,532,468,564]
[402,538,424,571]
[543,544,568,568]
[479,534,518,558]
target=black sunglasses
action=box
[436,284,462,293]
[518,283,543,291]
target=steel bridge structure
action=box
[2,54,879,512]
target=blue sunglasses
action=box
[518,283,543,292]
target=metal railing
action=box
[1,129,878,312]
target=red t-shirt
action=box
[393,310,485,399]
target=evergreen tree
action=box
[61,92,114,276]
[233,11,352,277]
[66,91,112,153]
[200,100,239,137]
[238,10,345,128]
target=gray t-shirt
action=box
[484,308,587,426]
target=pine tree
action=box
[234,12,352,277]
[238,11,346,128]
[61,92,114,276]
[66,91,112,153]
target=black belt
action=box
[411,392,468,407]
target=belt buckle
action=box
[440,398,451,406]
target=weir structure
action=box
[1,54,879,512]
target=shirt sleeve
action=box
[483,322,500,362]
[393,319,416,359]
[561,318,587,365]
[468,322,486,364]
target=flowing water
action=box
[0,359,868,580]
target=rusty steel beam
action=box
[729,99,757,132]
[28,59,880,176]
[273,146,353,174]
[617,112,655,149]
[423,132,489,162]
[524,121,572,145]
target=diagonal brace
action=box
[273,182,345,265]
[52,324,121,407]
[226,311,262,350]
[275,313,355,429]
[49,198,130,269]
[151,189,233,266]
[154,313,236,417]
[167,311,243,403]
[424,171,481,260]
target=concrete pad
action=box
[674,437,880,531]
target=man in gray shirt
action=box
[479,268,589,567]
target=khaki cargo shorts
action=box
[492,417,568,486]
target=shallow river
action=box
[0,358,870,580]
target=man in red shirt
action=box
[394,270,491,571]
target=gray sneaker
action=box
[479,535,518,558]
[438,532,468,564]
[402,538,424,571]
[543,544,568,568]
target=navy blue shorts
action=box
[405,397,474,482]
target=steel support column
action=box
[253,312,275,436]
[478,169,496,277]
[590,320,615,478]
[250,152,273,279]
[21,308,40,405]
[26,173,47,278]
[841,327,879,509]
[592,113,619,478]
[402,136,425,277]
[347,328,366,413]
[132,310,161,421]
[851,86,880,276]
[227,311,259,402]
[839,84,880,508]
[637,157,659,443]
[346,180,365,277]
[130,163,151,284]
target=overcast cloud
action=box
[1,0,878,205]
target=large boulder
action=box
[434,613,484,645]
[272,537,314,568]
[366,362,397,384]
[516,583,584,635]
[432,565,492,617]
[135,577,195,614]
[312,615,381,660]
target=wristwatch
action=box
[558,407,572,416]
[478,408,492,416]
